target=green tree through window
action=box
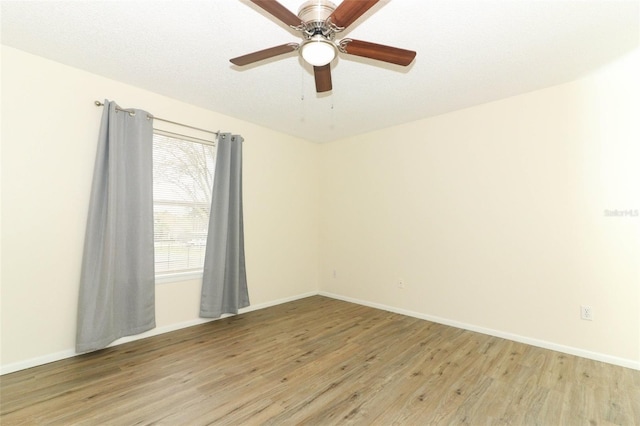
[153,132,216,275]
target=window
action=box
[153,131,216,281]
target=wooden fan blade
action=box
[342,39,416,66]
[328,0,379,29]
[230,43,298,66]
[314,64,332,93]
[250,0,302,27]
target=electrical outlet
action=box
[581,305,593,321]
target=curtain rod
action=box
[94,101,219,136]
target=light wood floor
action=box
[1,296,639,425]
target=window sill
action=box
[155,271,203,285]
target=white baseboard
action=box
[319,291,640,371]
[4,290,637,375]
[1,348,78,376]
[0,291,319,376]
[241,291,318,313]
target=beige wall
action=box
[0,46,320,370]
[320,49,639,367]
[2,45,638,372]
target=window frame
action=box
[152,128,217,285]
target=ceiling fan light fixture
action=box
[300,35,336,66]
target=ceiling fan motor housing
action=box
[297,0,339,66]
[297,0,337,25]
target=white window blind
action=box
[152,131,216,276]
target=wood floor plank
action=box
[1,296,638,425]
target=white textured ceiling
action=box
[1,0,638,142]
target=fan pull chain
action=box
[300,66,306,123]
[330,93,335,130]
[300,65,305,102]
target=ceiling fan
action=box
[230,0,417,93]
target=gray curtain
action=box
[200,133,249,317]
[76,100,155,353]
